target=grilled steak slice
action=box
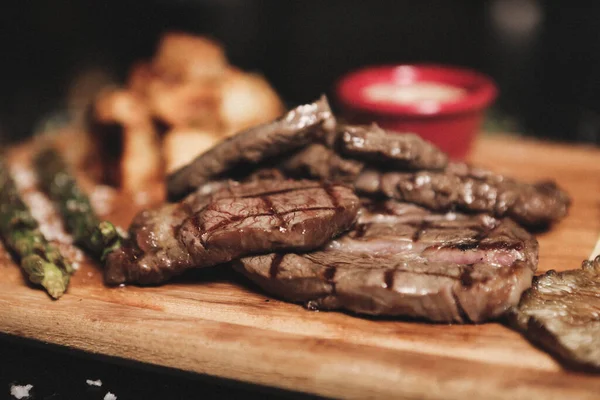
[336,124,448,170]
[355,163,570,228]
[279,124,446,181]
[104,180,236,285]
[167,96,335,201]
[260,138,568,228]
[510,256,600,371]
[280,143,364,183]
[233,201,538,323]
[105,179,359,285]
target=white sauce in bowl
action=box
[363,82,467,105]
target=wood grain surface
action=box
[1,135,599,399]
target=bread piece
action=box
[145,78,221,129]
[162,127,220,173]
[89,89,162,192]
[219,68,285,137]
[81,32,285,192]
[152,32,227,83]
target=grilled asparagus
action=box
[34,148,123,261]
[0,158,73,298]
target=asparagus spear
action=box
[33,148,122,260]
[91,220,123,262]
[0,158,72,298]
[34,149,100,250]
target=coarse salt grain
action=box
[21,190,72,244]
[90,185,116,216]
[86,379,102,387]
[74,249,84,261]
[10,384,33,399]
[116,227,129,239]
[56,243,81,263]
[104,392,117,400]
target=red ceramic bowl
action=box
[336,64,498,159]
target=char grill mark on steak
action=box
[459,264,475,288]
[411,220,431,242]
[105,179,359,285]
[234,182,324,198]
[331,217,522,267]
[269,253,285,278]
[167,96,335,201]
[384,269,395,290]
[233,201,538,323]
[452,291,471,322]
[324,183,340,209]
[324,266,337,294]
[336,124,448,170]
[261,195,285,226]
[352,223,370,239]
[354,163,571,228]
[197,203,343,245]
[510,256,600,371]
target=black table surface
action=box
[1,334,322,400]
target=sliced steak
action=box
[336,124,448,170]
[510,256,600,371]
[166,96,335,201]
[104,179,235,285]
[233,201,538,323]
[355,163,571,228]
[262,138,568,228]
[105,179,359,285]
[280,143,364,183]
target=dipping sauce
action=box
[336,64,497,159]
[363,82,467,105]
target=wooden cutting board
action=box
[1,135,599,399]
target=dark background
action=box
[1,334,314,399]
[1,1,598,398]
[1,0,600,144]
